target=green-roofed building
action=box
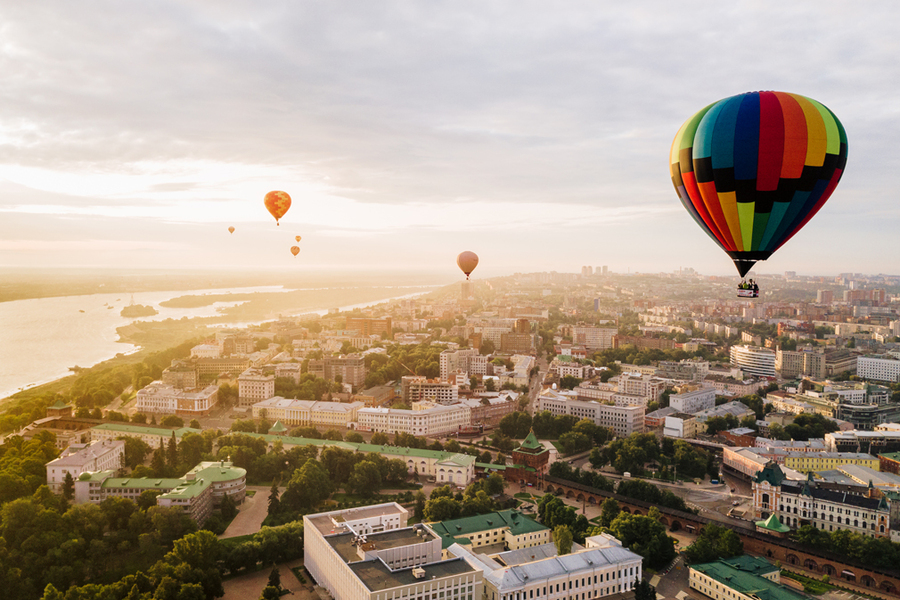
[91,422,202,448]
[690,555,806,600]
[269,420,287,435]
[47,399,73,418]
[426,509,551,553]
[73,460,246,525]
[755,514,790,537]
[506,429,550,485]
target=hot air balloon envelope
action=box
[295,236,302,242]
[228,226,235,234]
[264,191,292,225]
[290,246,300,257]
[670,91,847,277]
[457,251,479,280]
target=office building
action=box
[304,503,483,600]
[238,368,275,407]
[135,382,218,416]
[729,345,776,378]
[45,440,125,492]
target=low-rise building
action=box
[45,440,125,492]
[693,401,755,424]
[752,462,891,538]
[461,392,519,429]
[664,412,699,439]
[669,386,716,414]
[782,451,879,473]
[251,397,364,429]
[90,423,202,448]
[689,555,805,600]
[356,403,470,437]
[428,509,550,553]
[450,533,642,600]
[135,382,218,416]
[352,384,397,408]
[73,460,246,525]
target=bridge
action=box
[542,476,900,599]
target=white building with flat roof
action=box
[857,356,900,383]
[46,440,125,492]
[238,367,275,407]
[670,387,717,414]
[304,503,482,600]
[537,390,644,437]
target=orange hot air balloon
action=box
[290,246,300,257]
[228,226,235,234]
[456,251,479,280]
[295,235,302,242]
[264,191,291,225]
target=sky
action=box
[1,2,899,279]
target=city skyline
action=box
[1,3,899,276]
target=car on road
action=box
[732,500,740,506]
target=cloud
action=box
[0,2,897,273]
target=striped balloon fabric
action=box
[670,91,848,276]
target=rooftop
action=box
[92,423,201,438]
[327,527,436,564]
[349,557,476,592]
[428,510,548,548]
[691,556,805,600]
[306,503,407,536]
[48,440,124,467]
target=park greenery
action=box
[683,523,744,564]
[421,474,507,521]
[590,433,716,481]
[791,524,900,571]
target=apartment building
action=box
[537,390,644,437]
[401,376,460,405]
[308,354,367,388]
[669,386,717,414]
[238,368,275,407]
[729,345,776,378]
[571,326,617,350]
[858,356,900,383]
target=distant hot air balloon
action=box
[295,236,302,242]
[264,191,292,225]
[290,246,300,257]
[457,251,479,280]
[228,226,235,234]
[670,91,847,278]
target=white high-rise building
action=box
[729,345,776,378]
[857,356,900,383]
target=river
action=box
[0,286,431,400]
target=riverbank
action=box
[1,285,440,407]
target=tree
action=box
[282,458,332,512]
[371,432,389,445]
[414,491,426,520]
[634,578,657,600]
[267,566,281,590]
[609,512,676,569]
[599,498,620,528]
[268,481,281,516]
[189,419,201,429]
[61,472,75,506]
[166,433,178,470]
[484,379,496,392]
[220,493,238,521]
[559,375,583,390]
[151,444,166,476]
[345,431,364,443]
[160,415,184,428]
[684,523,744,564]
[554,525,573,555]
[347,461,382,497]
[424,496,462,521]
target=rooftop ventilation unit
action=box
[412,567,426,580]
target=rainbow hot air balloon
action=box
[264,191,291,225]
[670,91,847,277]
[456,251,479,280]
[228,226,235,234]
[290,246,300,256]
